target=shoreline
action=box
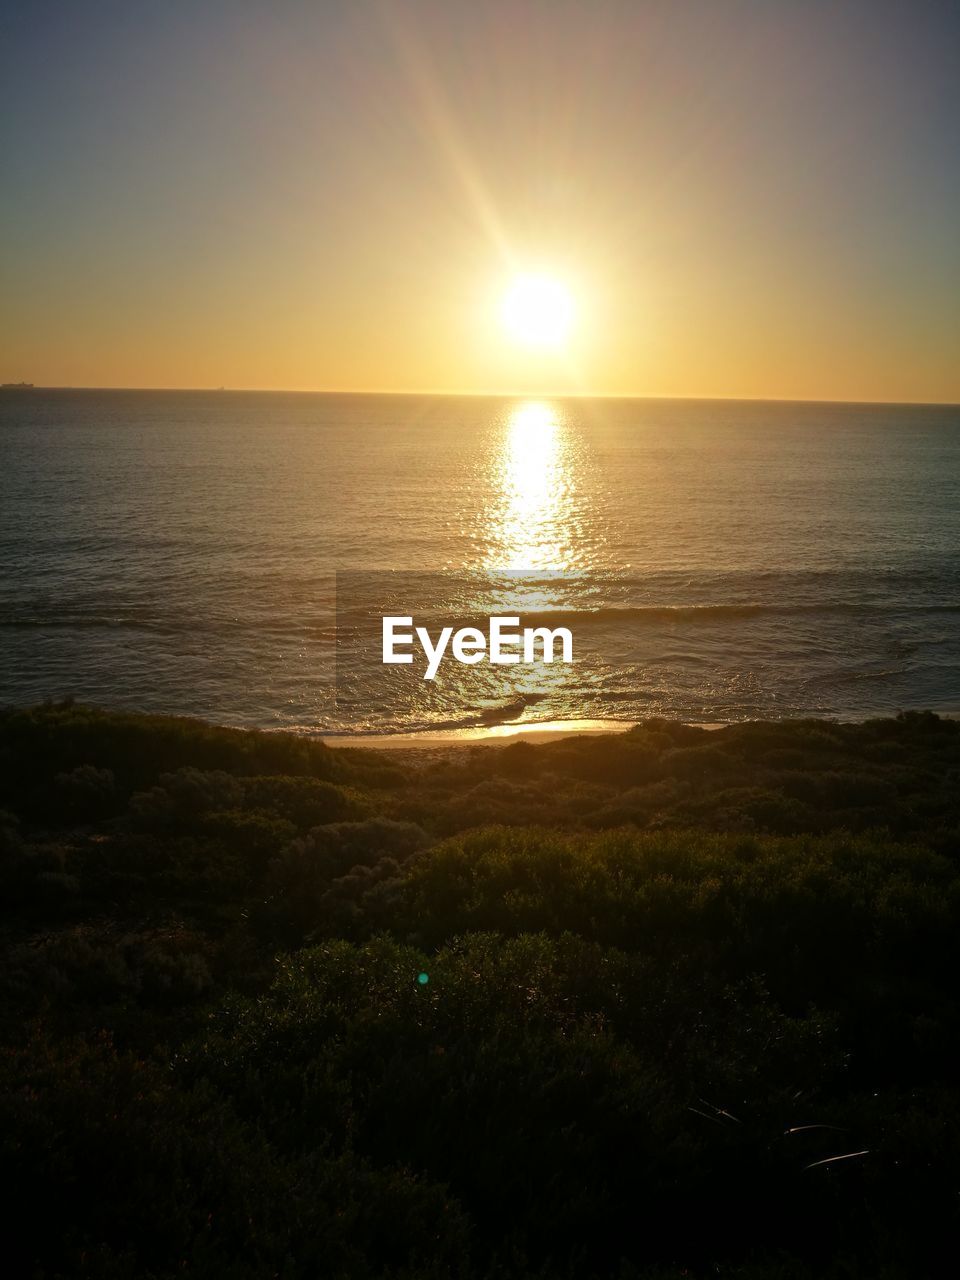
[320,717,724,749]
[320,708,960,750]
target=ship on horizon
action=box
[1,381,35,389]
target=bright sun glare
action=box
[501,274,575,349]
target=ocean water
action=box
[1,389,958,734]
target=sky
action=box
[1,0,958,401]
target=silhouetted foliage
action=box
[2,703,960,1277]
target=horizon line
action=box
[3,384,959,409]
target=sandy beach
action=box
[321,717,635,749]
[320,717,730,750]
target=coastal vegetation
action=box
[2,703,959,1278]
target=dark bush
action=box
[3,707,960,1277]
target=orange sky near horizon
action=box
[1,1,958,403]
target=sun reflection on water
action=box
[490,401,578,571]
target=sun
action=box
[501,274,575,349]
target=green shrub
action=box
[3,708,960,1277]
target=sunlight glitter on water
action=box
[487,402,581,572]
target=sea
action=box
[1,389,958,735]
